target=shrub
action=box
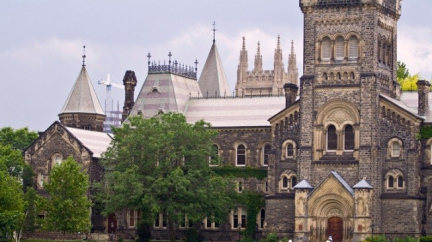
[266,232,278,242]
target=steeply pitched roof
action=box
[353,179,373,189]
[59,66,105,116]
[198,43,231,97]
[294,180,313,189]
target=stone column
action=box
[417,80,430,116]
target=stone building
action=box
[24,0,432,241]
[235,36,298,97]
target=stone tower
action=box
[58,58,105,132]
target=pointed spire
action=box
[254,41,263,72]
[242,36,246,51]
[277,35,281,49]
[288,40,299,85]
[82,45,86,67]
[212,21,217,44]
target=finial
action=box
[82,45,86,67]
[168,51,172,65]
[257,41,261,55]
[277,35,281,49]
[291,40,295,53]
[147,52,151,66]
[194,59,198,72]
[212,21,217,44]
[242,36,246,50]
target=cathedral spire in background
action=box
[287,40,299,85]
[253,42,263,72]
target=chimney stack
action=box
[417,80,430,116]
[284,83,299,108]
[122,70,137,122]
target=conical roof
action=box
[59,66,105,116]
[198,43,231,97]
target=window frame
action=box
[335,36,345,61]
[321,37,332,61]
[327,125,338,151]
[262,144,271,166]
[236,144,246,166]
[343,124,355,151]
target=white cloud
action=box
[398,26,432,79]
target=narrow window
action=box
[154,213,160,228]
[209,144,219,166]
[263,144,271,166]
[260,209,265,229]
[335,37,344,60]
[397,176,404,188]
[392,142,401,157]
[129,210,135,227]
[236,144,246,166]
[282,176,288,189]
[206,217,211,228]
[349,36,359,59]
[327,125,337,150]
[388,176,394,188]
[233,210,239,228]
[322,37,331,60]
[241,209,247,228]
[291,176,297,188]
[344,125,355,150]
[287,143,294,157]
[238,181,243,193]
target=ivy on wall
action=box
[235,191,265,241]
[212,166,268,180]
[420,126,432,139]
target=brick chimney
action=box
[417,80,430,116]
[284,83,299,108]
[122,70,137,122]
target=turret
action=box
[253,42,263,72]
[237,36,248,84]
[287,40,299,85]
[273,35,284,84]
[122,70,137,122]
[417,80,430,116]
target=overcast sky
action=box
[1,1,432,132]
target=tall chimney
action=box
[417,80,430,116]
[122,70,137,122]
[284,83,299,108]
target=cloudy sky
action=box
[1,1,432,132]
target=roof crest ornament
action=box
[82,45,86,67]
[212,21,217,43]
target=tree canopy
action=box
[42,156,91,238]
[397,61,423,91]
[0,127,38,152]
[0,171,26,237]
[98,113,235,241]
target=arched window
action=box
[236,144,246,166]
[291,176,297,187]
[327,125,337,150]
[258,209,265,229]
[263,144,271,166]
[322,37,331,60]
[335,36,344,60]
[287,143,294,158]
[397,176,404,188]
[348,36,358,59]
[388,176,394,188]
[282,176,288,189]
[392,142,401,157]
[344,125,355,150]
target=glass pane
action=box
[398,176,404,188]
[327,125,337,150]
[322,38,331,59]
[335,37,344,60]
[388,176,394,188]
[287,144,294,157]
[349,36,358,58]
[282,176,288,188]
[344,125,355,150]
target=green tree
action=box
[0,127,38,152]
[98,113,235,241]
[400,73,421,91]
[0,171,26,239]
[397,61,410,82]
[43,156,91,240]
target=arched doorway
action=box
[327,217,343,242]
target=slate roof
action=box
[185,96,285,127]
[59,66,105,116]
[398,91,432,122]
[331,171,354,196]
[66,127,112,158]
[353,179,373,189]
[198,43,231,97]
[294,180,313,189]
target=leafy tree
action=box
[0,127,38,152]
[42,156,91,240]
[98,113,235,241]
[397,61,410,82]
[400,73,421,91]
[0,171,26,239]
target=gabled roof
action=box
[65,127,112,158]
[198,43,231,97]
[308,171,354,198]
[59,66,105,116]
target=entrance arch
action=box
[328,217,343,242]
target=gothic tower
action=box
[122,70,138,122]
[58,52,105,132]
